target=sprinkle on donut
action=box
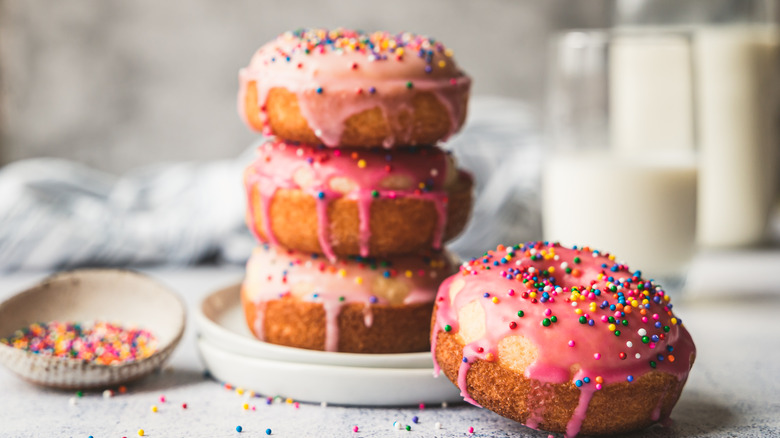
[260,28,456,78]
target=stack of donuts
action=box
[237,29,474,354]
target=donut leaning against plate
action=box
[241,245,456,354]
[243,140,473,261]
[238,28,471,148]
[431,241,696,437]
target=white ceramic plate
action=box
[197,337,461,406]
[196,283,434,369]
[0,269,186,389]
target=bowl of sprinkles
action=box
[0,269,185,389]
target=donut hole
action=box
[371,277,410,306]
[455,300,485,344]
[329,176,358,194]
[497,335,539,374]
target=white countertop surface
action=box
[1,250,779,438]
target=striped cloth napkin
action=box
[0,97,541,271]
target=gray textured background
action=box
[0,0,609,173]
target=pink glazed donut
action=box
[238,28,471,148]
[241,245,456,353]
[243,140,473,260]
[431,242,696,437]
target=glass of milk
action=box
[612,0,780,249]
[545,29,699,289]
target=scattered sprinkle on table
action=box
[0,321,157,365]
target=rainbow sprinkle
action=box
[272,28,455,72]
[0,320,157,365]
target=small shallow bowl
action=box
[0,269,186,389]
[196,283,434,368]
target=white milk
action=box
[610,34,695,153]
[542,151,697,278]
[694,26,779,247]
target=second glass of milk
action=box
[545,30,698,285]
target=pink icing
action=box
[244,140,467,261]
[237,29,471,147]
[243,245,456,352]
[252,301,267,341]
[432,242,696,437]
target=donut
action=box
[238,28,471,148]
[241,245,456,353]
[431,242,696,436]
[243,140,473,260]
